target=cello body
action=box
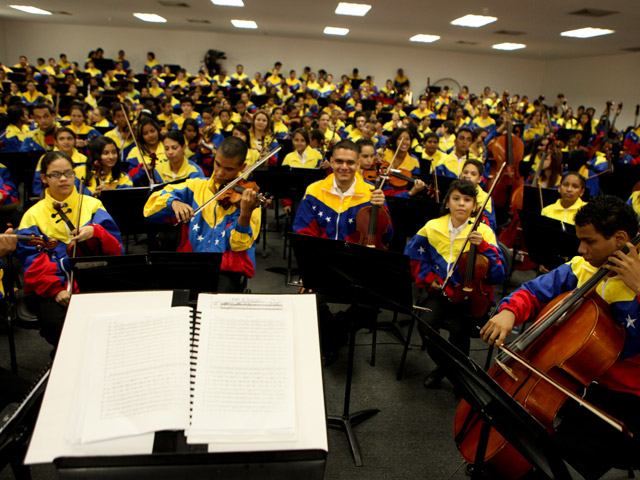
[454,290,626,478]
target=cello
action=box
[453,235,640,478]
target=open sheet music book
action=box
[65,294,297,446]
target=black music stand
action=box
[290,234,413,466]
[521,185,562,213]
[70,252,222,301]
[599,164,640,200]
[385,196,442,254]
[252,167,325,279]
[419,321,575,479]
[519,210,579,270]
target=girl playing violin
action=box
[17,151,123,347]
[79,137,133,195]
[382,128,420,175]
[156,130,205,183]
[405,179,505,389]
[250,110,279,164]
[541,171,587,224]
[126,117,167,185]
[459,159,497,231]
[68,104,100,149]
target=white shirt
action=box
[331,177,356,201]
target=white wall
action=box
[2,20,638,127]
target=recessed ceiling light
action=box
[451,14,497,28]
[133,13,167,23]
[324,26,349,36]
[409,34,440,43]
[335,2,371,16]
[231,19,257,29]
[211,0,244,6]
[560,27,614,38]
[9,5,51,15]
[492,42,526,51]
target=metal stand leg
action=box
[327,317,379,466]
[396,312,416,380]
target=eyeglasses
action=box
[45,170,76,179]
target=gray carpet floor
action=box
[0,210,634,479]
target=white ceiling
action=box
[0,0,638,59]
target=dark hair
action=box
[471,128,485,141]
[87,136,123,182]
[332,139,359,156]
[309,129,324,143]
[462,159,484,175]
[110,101,129,117]
[181,118,199,136]
[442,120,455,135]
[40,151,73,174]
[423,132,438,143]
[356,138,375,150]
[456,127,472,139]
[218,136,248,165]
[33,102,54,114]
[54,126,76,141]
[292,128,309,145]
[7,105,25,124]
[147,52,155,59]
[561,171,586,190]
[389,127,413,147]
[441,179,477,215]
[574,195,638,239]
[232,123,251,145]
[164,129,185,147]
[136,117,161,147]
[180,96,194,106]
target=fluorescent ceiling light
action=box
[9,5,51,15]
[324,26,349,36]
[335,2,371,16]
[231,19,257,29]
[492,42,526,51]
[410,34,440,43]
[560,27,614,38]
[451,14,497,28]
[211,0,244,6]
[133,13,167,23]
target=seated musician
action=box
[174,96,204,130]
[77,137,133,195]
[382,128,420,175]
[481,196,640,478]
[19,103,57,153]
[0,105,29,153]
[282,129,323,169]
[105,102,135,162]
[293,139,390,363]
[17,151,123,348]
[540,171,586,225]
[144,136,261,293]
[459,159,496,231]
[526,146,563,188]
[405,180,505,389]
[155,130,205,183]
[431,128,472,178]
[126,117,167,185]
[628,190,640,219]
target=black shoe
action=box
[423,369,443,389]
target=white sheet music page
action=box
[187,294,297,443]
[68,308,191,444]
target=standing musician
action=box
[293,139,390,363]
[481,196,640,478]
[17,151,123,348]
[143,136,261,293]
[405,180,505,389]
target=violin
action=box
[217,179,272,210]
[51,201,102,257]
[120,104,155,186]
[12,234,58,251]
[354,176,391,249]
[454,235,640,478]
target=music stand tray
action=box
[518,210,579,270]
[290,234,413,466]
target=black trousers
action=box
[551,384,640,479]
[35,295,68,347]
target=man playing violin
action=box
[144,136,260,293]
[481,195,640,478]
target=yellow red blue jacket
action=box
[155,158,205,183]
[16,188,123,297]
[404,214,505,298]
[19,129,55,153]
[628,191,640,218]
[498,255,640,396]
[475,187,497,231]
[73,166,133,194]
[293,174,393,244]
[540,197,587,225]
[433,152,467,178]
[282,146,323,169]
[143,177,261,277]
[0,124,26,152]
[0,163,19,206]
[33,149,87,196]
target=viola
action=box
[217,179,272,210]
[13,234,58,252]
[354,176,391,249]
[51,201,103,257]
[454,235,640,478]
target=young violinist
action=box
[155,130,205,183]
[431,128,472,178]
[540,171,587,224]
[105,102,135,162]
[17,151,123,347]
[481,196,640,478]
[405,179,505,389]
[79,137,133,195]
[126,117,167,185]
[144,136,261,292]
[459,159,497,231]
[382,128,420,175]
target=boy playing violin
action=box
[481,195,640,478]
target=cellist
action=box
[405,180,505,389]
[481,196,640,478]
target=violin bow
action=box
[440,162,506,292]
[178,145,281,225]
[120,104,154,186]
[68,178,85,293]
[379,142,402,189]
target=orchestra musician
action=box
[481,196,640,478]
[405,180,505,389]
[143,136,261,293]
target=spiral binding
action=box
[189,309,202,418]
